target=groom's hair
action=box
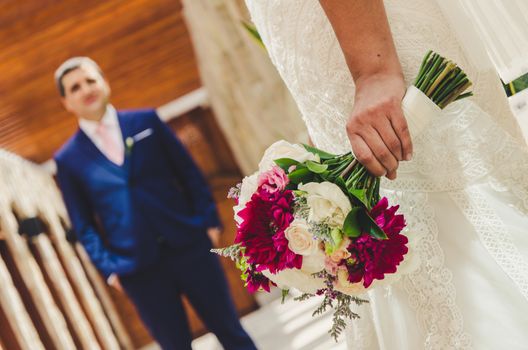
[54,57,104,97]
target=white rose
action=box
[299,182,352,226]
[284,219,317,256]
[258,140,319,172]
[233,172,258,224]
[263,268,325,294]
[301,248,326,274]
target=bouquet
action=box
[214,51,472,340]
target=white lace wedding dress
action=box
[245,1,528,349]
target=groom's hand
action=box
[207,227,222,247]
[107,274,123,292]
[346,72,413,180]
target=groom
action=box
[53,57,256,350]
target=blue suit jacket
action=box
[55,109,220,278]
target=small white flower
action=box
[258,140,319,172]
[301,248,326,274]
[233,172,259,224]
[299,182,352,226]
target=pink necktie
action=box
[95,122,124,165]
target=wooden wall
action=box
[0,0,201,163]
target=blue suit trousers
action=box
[120,239,256,350]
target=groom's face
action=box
[61,63,110,120]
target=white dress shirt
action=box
[79,105,124,165]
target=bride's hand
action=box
[346,72,412,180]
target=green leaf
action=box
[343,208,362,238]
[359,211,388,240]
[305,160,328,174]
[318,170,332,182]
[347,188,368,208]
[335,177,347,189]
[292,189,307,196]
[274,158,300,171]
[302,144,336,160]
[330,227,342,245]
[288,168,313,184]
[325,227,343,254]
[241,20,265,49]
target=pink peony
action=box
[343,197,408,288]
[257,165,289,200]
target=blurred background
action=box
[0,1,527,350]
[0,1,325,349]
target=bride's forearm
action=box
[319,0,403,84]
[319,0,412,180]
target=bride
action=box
[245,1,528,349]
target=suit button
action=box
[157,236,166,244]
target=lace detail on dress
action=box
[488,151,528,216]
[382,100,528,193]
[450,188,528,301]
[382,190,472,350]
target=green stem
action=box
[346,166,366,187]
[414,50,433,86]
[340,159,358,178]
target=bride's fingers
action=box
[360,127,399,176]
[386,169,397,180]
[389,106,413,161]
[374,116,403,161]
[349,134,387,177]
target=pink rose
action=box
[324,256,340,276]
[330,237,352,263]
[258,165,289,195]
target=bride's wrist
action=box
[354,68,404,88]
[353,70,406,100]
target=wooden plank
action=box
[0,152,128,349]
[0,253,44,350]
[12,186,102,350]
[44,211,126,350]
[74,243,136,350]
[0,204,76,350]
[31,235,102,350]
